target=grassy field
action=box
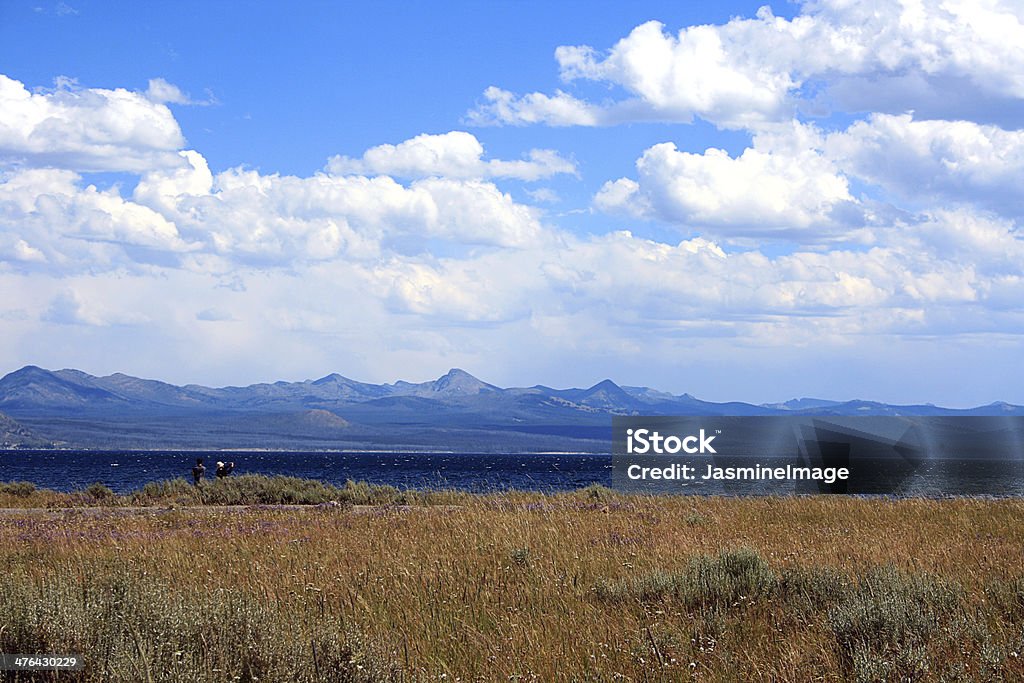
[1,478,1024,681]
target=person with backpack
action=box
[191,457,206,486]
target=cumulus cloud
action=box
[4,98,1019,344]
[0,167,199,271]
[375,256,533,322]
[0,75,571,279]
[165,167,545,263]
[132,150,214,213]
[353,208,1024,336]
[893,209,1024,277]
[826,114,1024,216]
[0,149,549,271]
[596,122,858,238]
[469,1,1024,128]
[0,74,186,172]
[325,131,576,181]
[14,147,1014,339]
[594,111,1024,241]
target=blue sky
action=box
[1,0,1023,406]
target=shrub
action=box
[828,566,964,681]
[337,479,405,506]
[509,547,531,567]
[577,483,615,501]
[684,547,776,607]
[196,474,345,506]
[85,482,116,504]
[684,511,708,526]
[595,547,776,608]
[777,565,850,614]
[0,481,36,497]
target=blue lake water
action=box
[2,450,1023,496]
[0,450,613,494]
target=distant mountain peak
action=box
[312,373,348,385]
[587,379,622,392]
[574,378,638,413]
[0,365,125,409]
[430,368,496,395]
[8,365,49,377]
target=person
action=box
[191,457,206,486]
[215,461,235,478]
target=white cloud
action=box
[133,150,214,213]
[0,74,186,172]
[0,227,49,266]
[469,1,1024,128]
[144,78,214,106]
[559,18,795,127]
[0,76,568,277]
[145,78,190,105]
[326,131,576,181]
[0,167,198,271]
[6,134,1019,343]
[0,151,548,271]
[467,86,604,126]
[342,208,1024,332]
[892,209,1024,277]
[596,122,857,237]
[374,256,533,322]
[826,114,1024,216]
[594,111,1024,240]
[170,168,546,262]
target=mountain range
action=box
[0,365,1021,451]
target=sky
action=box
[1,0,1023,406]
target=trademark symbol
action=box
[716,430,722,434]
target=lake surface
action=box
[0,450,613,494]
[1,450,1023,496]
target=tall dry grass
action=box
[1,484,1024,680]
